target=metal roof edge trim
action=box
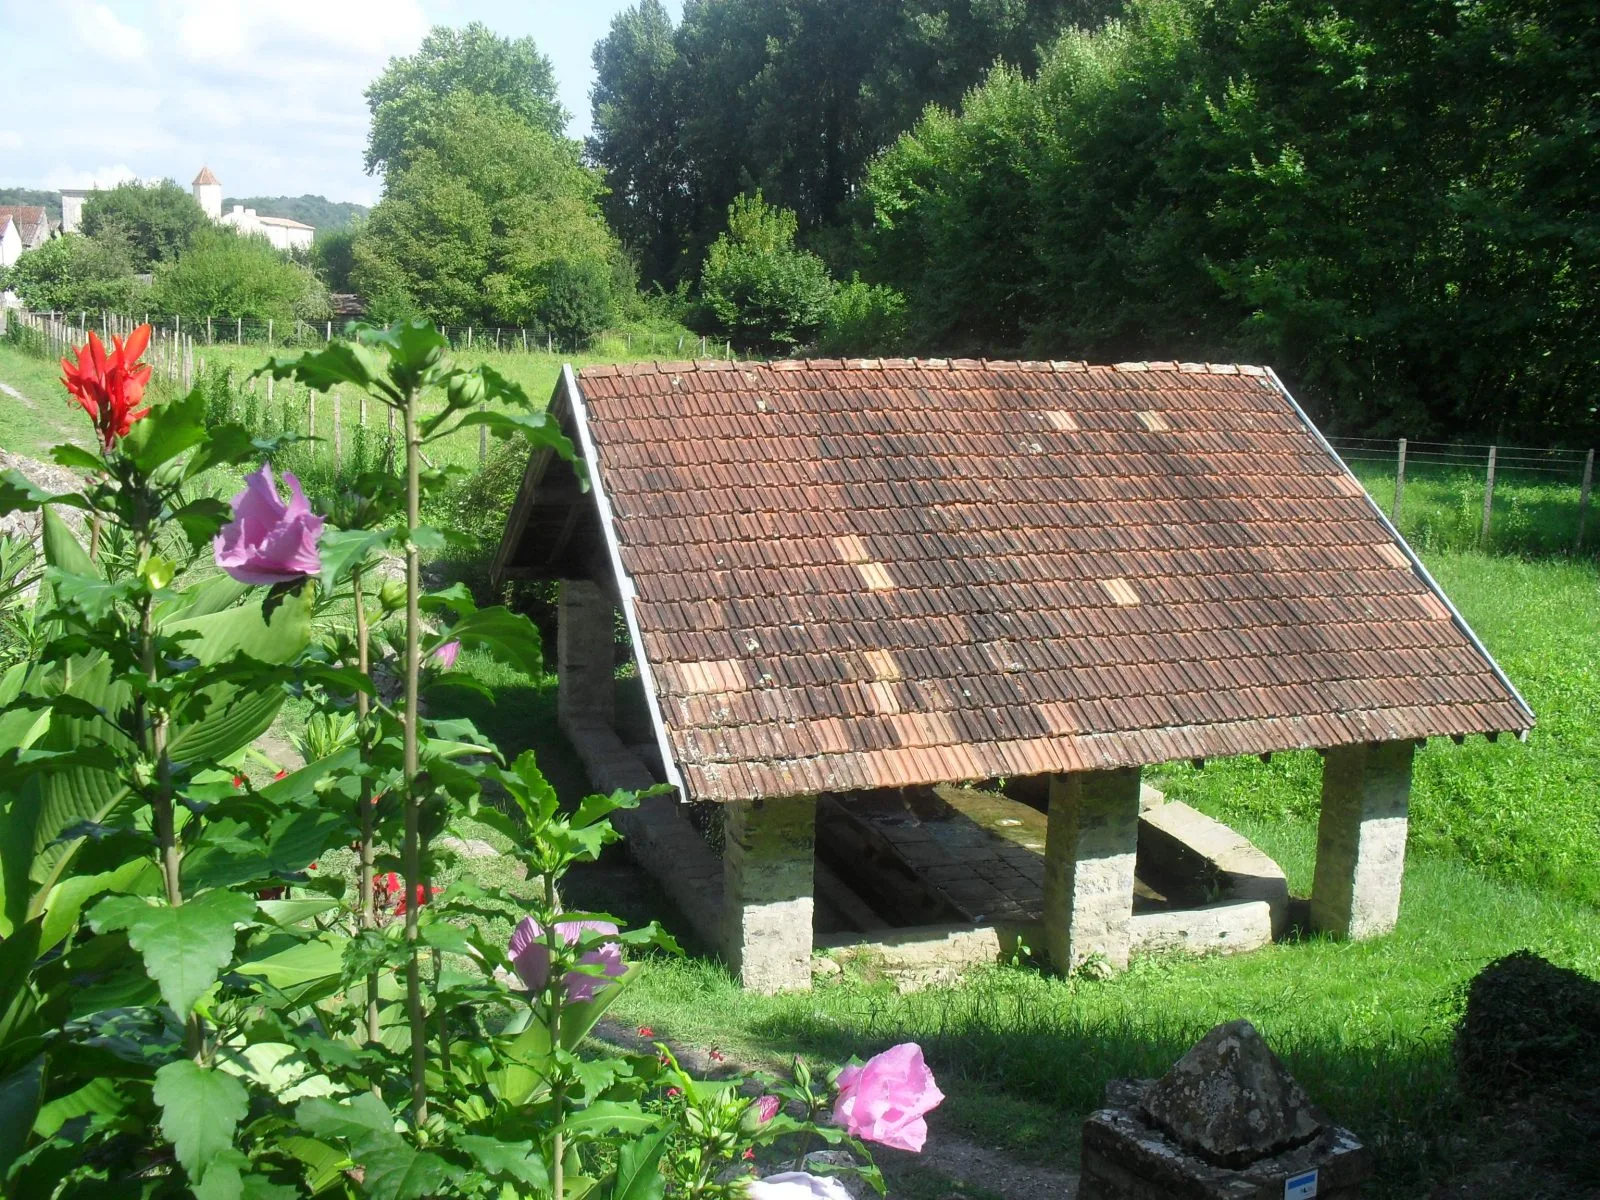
[1265,366,1535,737]
[562,363,687,793]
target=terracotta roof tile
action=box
[540,359,1531,801]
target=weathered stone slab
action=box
[557,579,616,728]
[1129,900,1274,958]
[1142,1020,1325,1166]
[1138,802,1289,937]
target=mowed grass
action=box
[429,548,1600,1194]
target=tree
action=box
[80,180,208,271]
[861,0,1600,444]
[0,230,142,313]
[540,258,615,348]
[365,23,566,176]
[588,0,687,284]
[700,192,836,351]
[588,0,1122,285]
[353,91,620,328]
[151,228,329,324]
[310,224,361,293]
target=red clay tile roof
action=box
[530,359,1532,803]
[0,206,48,247]
[193,167,220,186]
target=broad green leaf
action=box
[193,1149,248,1200]
[560,1101,661,1140]
[357,319,447,393]
[231,936,345,1006]
[90,889,255,1016]
[38,859,155,953]
[0,1055,44,1179]
[166,584,313,667]
[125,387,208,473]
[45,568,134,621]
[488,1020,553,1105]
[33,1076,131,1139]
[172,498,233,553]
[573,789,643,831]
[561,964,638,1051]
[214,1043,339,1103]
[454,1136,548,1190]
[451,409,582,477]
[360,1144,450,1200]
[257,342,393,398]
[295,1092,400,1153]
[153,1059,250,1185]
[41,506,93,576]
[319,527,393,589]
[279,1136,350,1194]
[0,470,55,516]
[50,444,104,472]
[447,606,543,678]
[255,898,342,926]
[609,1130,668,1200]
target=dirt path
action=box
[0,380,24,402]
[596,1020,1080,1200]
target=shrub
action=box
[309,223,361,293]
[1455,951,1600,1102]
[1,230,143,313]
[539,256,615,348]
[151,227,331,324]
[80,179,207,271]
[819,275,908,355]
[700,191,836,352]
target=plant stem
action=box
[545,871,565,1200]
[137,544,199,1059]
[353,565,380,1050]
[402,392,427,1128]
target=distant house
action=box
[193,166,314,252]
[0,206,51,266]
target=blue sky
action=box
[0,0,683,206]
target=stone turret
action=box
[192,166,222,221]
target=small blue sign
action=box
[1284,1169,1318,1200]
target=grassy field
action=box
[0,342,86,456]
[418,547,1599,1194]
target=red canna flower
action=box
[393,882,441,916]
[60,326,154,452]
[666,1087,681,1099]
[742,1149,755,1161]
[637,1026,654,1038]
[232,775,245,788]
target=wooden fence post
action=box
[1480,445,1497,548]
[479,405,488,466]
[333,388,342,470]
[207,316,213,344]
[267,318,274,346]
[308,386,317,443]
[1577,448,1595,553]
[1393,438,1406,522]
[325,321,332,343]
[237,317,242,345]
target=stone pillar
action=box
[1311,741,1414,940]
[723,796,815,993]
[1042,768,1142,974]
[557,579,614,729]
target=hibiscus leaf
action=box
[0,469,56,517]
[295,1092,401,1156]
[610,1130,668,1200]
[319,527,393,590]
[454,1136,548,1190]
[172,498,233,553]
[90,890,255,1016]
[446,606,543,677]
[153,1060,249,1185]
[126,388,208,473]
[359,1144,450,1200]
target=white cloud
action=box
[40,164,140,190]
[0,131,22,151]
[66,2,150,63]
[163,0,426,74]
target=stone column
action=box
[557,579,614,729]
[1042,768,1142,974]
[1311,741,1414,940]
[723,796,815,993]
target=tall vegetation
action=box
[151,227,330,323]
[0,229,143,313]
[861,0,1600,443]
[589,0,1117,285]
[364,23,567,178]
[700,193,835,352]
[80,179,207,271]
[355,43,622,337]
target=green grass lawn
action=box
[0,342,87,456]
[423,547,1599,1194]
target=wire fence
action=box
[2,307,726,360]
[1326,436,1596,555]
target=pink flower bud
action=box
[755,1095,780,1123]
[432,640,461,669]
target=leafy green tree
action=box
[80,180,208,271]
[589,0,1120,284]
[588,0,686,284]
[819,274,909,355]
[539,257,615,348]
[861,0,1600,443]
[700,192,836,351]
[353,90,619,328]
[151,228,329,324]
[364,23,566,176]
[310,223,361,293]
[1,230,142,313]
